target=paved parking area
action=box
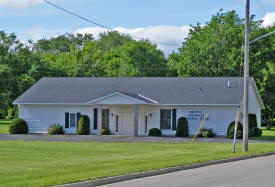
[0,134,273,143]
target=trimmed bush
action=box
[101,128,111,135]
[48,124,64,135]
[200,128,216,138]
[176,117,189,137]
[227,121,243,139]
[77,115,90,135]
[9,118,28,134]
[148,128,162,136]
[248,114,258,129]
[252,127,262,137]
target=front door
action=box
[102,109,109,129]
[120,113,134,135]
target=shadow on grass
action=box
[250,136,275,141]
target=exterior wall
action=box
[18,104,137,135]
[94,94,143,105]
[104,105,134,135]
[139,105,239,136]
[19,98,260,136]
[239,83,262,127]
[18,105,96,134]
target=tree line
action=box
[0,10,274,127]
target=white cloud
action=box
[262,12,275,27]
[0,0,45,8]
[20,26,69,42]
[76,25,191,55]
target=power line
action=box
[43,0,180,46]
[250,30,275,44]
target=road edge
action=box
[54,151,275,187]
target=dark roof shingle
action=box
[13,77,247,105]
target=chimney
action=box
[227,80,230,88]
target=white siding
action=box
[19,104,239,136]
[139,105,239,136]
[105,105,134,135]
[239,83,262,127]
[18,105,95,134]
[93,94,143,105]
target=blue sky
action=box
[1,0,274,54]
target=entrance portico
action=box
[88,92,145,136]
[96,104,139,136]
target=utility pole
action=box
[243,0,250,152]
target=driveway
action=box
[101,154,275,187]
[0,134,273,143]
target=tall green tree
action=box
[168,10,275,123]
[104,39,167,77]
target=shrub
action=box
[148,128,162,136]
[176,117,188,137]
[9,118,28,134]
[48,124,64,135]
[227,121,243,139]
[101,128,111,135]
[200,128,216,138]
[252,127,262,137]
[77,115,90,135]
[248,114,258,129]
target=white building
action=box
[13,77,264,136]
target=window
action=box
[65,112,79,128]
[115,115,119,132]
[160,109,171,129]
[145,116,148,133]
[70,113,76,128]
[102,109,109,129]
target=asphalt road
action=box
[101,155,275,187]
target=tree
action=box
[168,10,244,77]
[168,10,275,123]
[32,33,94,54]
[259,62,275,129]
[104,39,167,77]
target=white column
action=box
[97,104,102,135]
[134,104,138,136]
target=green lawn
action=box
[250,127,275,141]
[0,141,275,187]
[0,119,11,134]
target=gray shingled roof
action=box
[13,77,249,105]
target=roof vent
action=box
[227,80,230,88]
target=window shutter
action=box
[172,109,177,130]
[65,112,69,128]
[77,112,81,129]
[94,108,98,130]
